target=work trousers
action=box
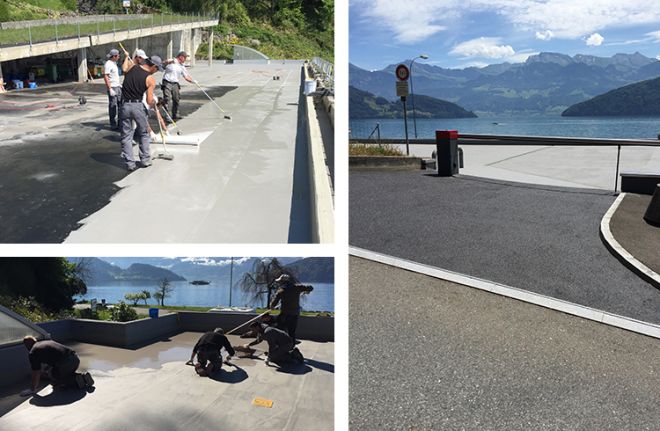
[120,102,150,169]
[276,313,299,341]
[51,353,80,387]
[268,339,295,364]
[161,80,181,119]
[107,86,122,128]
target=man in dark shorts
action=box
[22,336,93,394]
[188,328,236,377]
[270,274,314,341]
[246,322,304,366]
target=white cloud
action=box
[180,257,251,266]
[586,32,604,46]
[647,30,660,42]
[535,30,554,40]
[450,37,515,59]
[352,0,660,43]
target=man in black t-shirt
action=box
[188,328,236,377]
[22,336,94,393]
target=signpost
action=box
[123,0,130,14]
[395,64,410,155]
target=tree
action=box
[0,258,87,312]
[153,278,174,306]
[238,258,298,307]
[141,290,151,306]
[125,293,141,306]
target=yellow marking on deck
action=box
[252,397,274,408]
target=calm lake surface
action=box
[80,281,334,312]
[350,116,660,140]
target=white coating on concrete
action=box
[350,246,660,340]
[600,193,660,286]
[64,62,309,243]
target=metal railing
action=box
[311,57,333,91]
[0,13,217,47]
[351,133,660,192]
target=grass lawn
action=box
[349,142,405,156]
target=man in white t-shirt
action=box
[161,51,195,121]
[103,48,122,129]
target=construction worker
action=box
[21,336,93,395]
[121,48,147,73]
[104,49,122,129]
[246,322,304,366]
[119,54,164,171]
[270,274,314,342]
[161,51,195,121]
[188,328,235,377]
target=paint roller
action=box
[193,80,232,120]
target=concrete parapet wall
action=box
[303,64,334,243]
[38,319,74,342]
[70,313,180,348]
[178,311,334,342]
[0,343,32,386]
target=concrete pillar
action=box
[133,39,139,55]
[167,33,173,60]
[190,30,196,66]
[78,48,87,82]
[208,28,214,67]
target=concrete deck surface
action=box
[350,170,660,325]
[610,193,660,277]
[350,257,660,431]
[0,61,314,243]
[405,143,660,190]
[0,332,334,431]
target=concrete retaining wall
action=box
[0,343,32,386]
[349,155,422,170]
[38,319,74,342]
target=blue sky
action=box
[350,0,660,70]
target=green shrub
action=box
[110,301,139,322]
[0,295,70,323]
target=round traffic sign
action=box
[395,64,410,81]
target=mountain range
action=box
[350,52,660,115]
[563,75,660,116]
[69,257,334,285]
[350,86,477,119]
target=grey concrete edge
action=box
[600,193,660,288]
[349,246,660,340]
[304,65,334,243]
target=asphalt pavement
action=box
[350,257,660,431]
[350,170,660,324]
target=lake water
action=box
[80,281,334,312]
[350,116,660,140]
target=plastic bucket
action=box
[28,82,37,89]
[304,79,316,95]
[149,308,159,318]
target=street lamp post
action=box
[410,54,429,138]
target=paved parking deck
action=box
[0,332,334,431]
[350,257,660,431]
[350,170,660,325]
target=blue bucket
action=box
[28,82,37,89]
[149,308,159,318]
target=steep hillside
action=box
[350,86,476,119]
[286,257,334,282]
[562,76,660,116]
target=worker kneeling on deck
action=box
[22,336,94,395]
[119,54,164,171]
[246,322,304,367]
[189,328,235,377]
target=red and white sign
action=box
[395,64,410,81]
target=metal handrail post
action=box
[615,145,621,192]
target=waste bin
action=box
[149,308,159,318]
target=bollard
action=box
[435,130,459,176]
[643,184,660,226]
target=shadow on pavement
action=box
[29,388,87,407]
[209,365,248,384]
[304,359,334,373]
[275,363,312,375]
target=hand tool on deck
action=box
[192,80,232,120]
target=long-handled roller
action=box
[155,108,174,160]
[159,104,183,135]
[226,309,272,335]
[193,80,232,120]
